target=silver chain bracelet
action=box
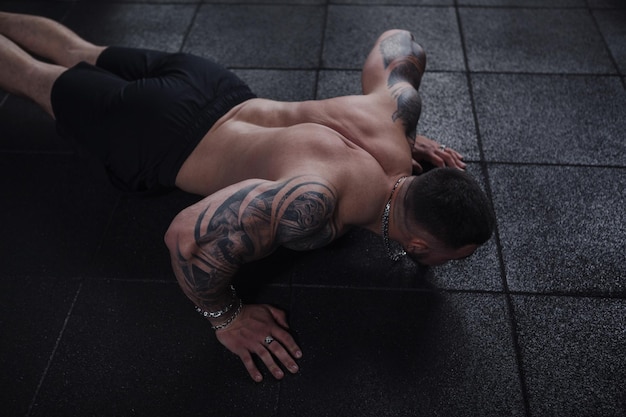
[194,285,237,318]
[211,298,243,331]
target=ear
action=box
[408,238,429,254]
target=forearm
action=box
[165,177,337,327]
[168,237,243,329]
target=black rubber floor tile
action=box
[594,9,626,74]
[430,236,501,291]
[337,0,453,5]
[460,8,616,74]
[290,228,430,289]
[324,5,464,71]
[184,4,325,68]
[233,69,317,101]
[0,276,81,417]
[588,0,626,9]
[64,2,196,51]
[30,280,283,417]
[316,69,361,98]
[0,95,68,153]
[419,72,480,161]
[280,288,523,417]
[1,153,119,277]
[210,0,325,3]
[473,74,626,166]
[489,165,626,295]
[0,0,71,17]
[512,295,626,417]
[457,0,585,6]
[92,190,201,280]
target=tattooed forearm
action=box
[170,178,338,311]
[379,31,426,141]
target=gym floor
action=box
[1,1,624,416]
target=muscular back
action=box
[167,29,428,322]
[176,29,427,201]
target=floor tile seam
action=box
[455,2,594,10]
[483,160,626,170]
[179,2,202,53]
[0,149,75,156]
[587,6,626,85]
[290,282,507,295]
[311,0,330,99]
[26,281,83,417]
[453,0,510,302]
[81,276,178,284]
[78,0,201,5]
[506,290,626,301]
[467,70,621,77]
[80,276,294,290]
[456,6,531,414]
[85,195,123,273]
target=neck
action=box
[382,176,408,261]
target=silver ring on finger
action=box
[439,145,447,151]
[264,336,274,345]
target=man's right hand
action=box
[411,135,466,173]
[215,304,302,382]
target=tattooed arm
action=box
[362,29,465,172]
[164,176,338,382]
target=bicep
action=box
[169,176,339,266]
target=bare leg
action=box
[0,11,106,67]
[0,12,106,117]
[0,34,63,117]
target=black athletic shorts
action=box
[50,46,256,193]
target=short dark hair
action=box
[405,168,495,249]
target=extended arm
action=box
[165,176,338,381]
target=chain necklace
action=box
[382,176,408,261]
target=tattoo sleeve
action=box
[379,31,426,142]
[169,177,338,312]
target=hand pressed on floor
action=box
[215,304,302,382]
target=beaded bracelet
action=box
[194,285,237,318]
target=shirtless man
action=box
[0,12,495,382]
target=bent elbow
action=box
[164,218,187,256]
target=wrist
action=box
[211,298,243,330]
[193,285,243,330]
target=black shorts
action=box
[50,46,256,192]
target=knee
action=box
[61,45,106,67]
[26,63,66,118]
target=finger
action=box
[239,352,264,383]
[272,327,303,360]
[451,149,464,160]
[268,340,300,374]
[430,153,446,168]
[256,346,285,380]
[445,152,466,170]
[267,305,289,328]
[436,149,466,170]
